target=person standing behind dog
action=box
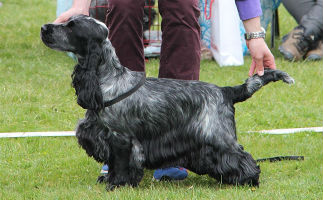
[54,0,276,78]
[279,0,323,61]
[54,0,276,180]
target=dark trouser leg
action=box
[106,0,145,72]
[158,0,201,80]
[282,0,315,23]
[282,0,323,40]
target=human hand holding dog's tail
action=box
[247,39,277,77]
[243,16,276,77]
[229,69,294,104]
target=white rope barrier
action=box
[248,127,323,134]
[0,127,322,138]
[0,131,75,138]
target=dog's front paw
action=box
[106,183,117,191]
[97,175,109,184]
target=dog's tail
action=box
[223,69,295,104]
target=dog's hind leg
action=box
[206,145,260,186]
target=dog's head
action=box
[41,14,108,57]
[41,15,110,110]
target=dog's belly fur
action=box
[98,78,239,170]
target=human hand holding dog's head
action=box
[54,0,91,23]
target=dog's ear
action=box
[85,39,103,69]
[71,40,104,110]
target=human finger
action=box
[254,56,264,76]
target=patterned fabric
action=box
[198,0,212,49]
[260,0,281,30]
[198,0,248,55]
[239,21,248,55]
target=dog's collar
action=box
[104,72,146,107]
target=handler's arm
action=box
[243,17,276,77]
[236,0,276,76]
[54,0,91,23]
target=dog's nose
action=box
[41,25,47,33]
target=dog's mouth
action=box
[40,34,54,46]
[40,25,56,46]
[40,25,54,45]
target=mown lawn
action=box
[0,0,322,199]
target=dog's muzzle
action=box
[40,24,54,45]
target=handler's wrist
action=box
[244,27,266,40]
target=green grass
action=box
[0,0,322,199]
